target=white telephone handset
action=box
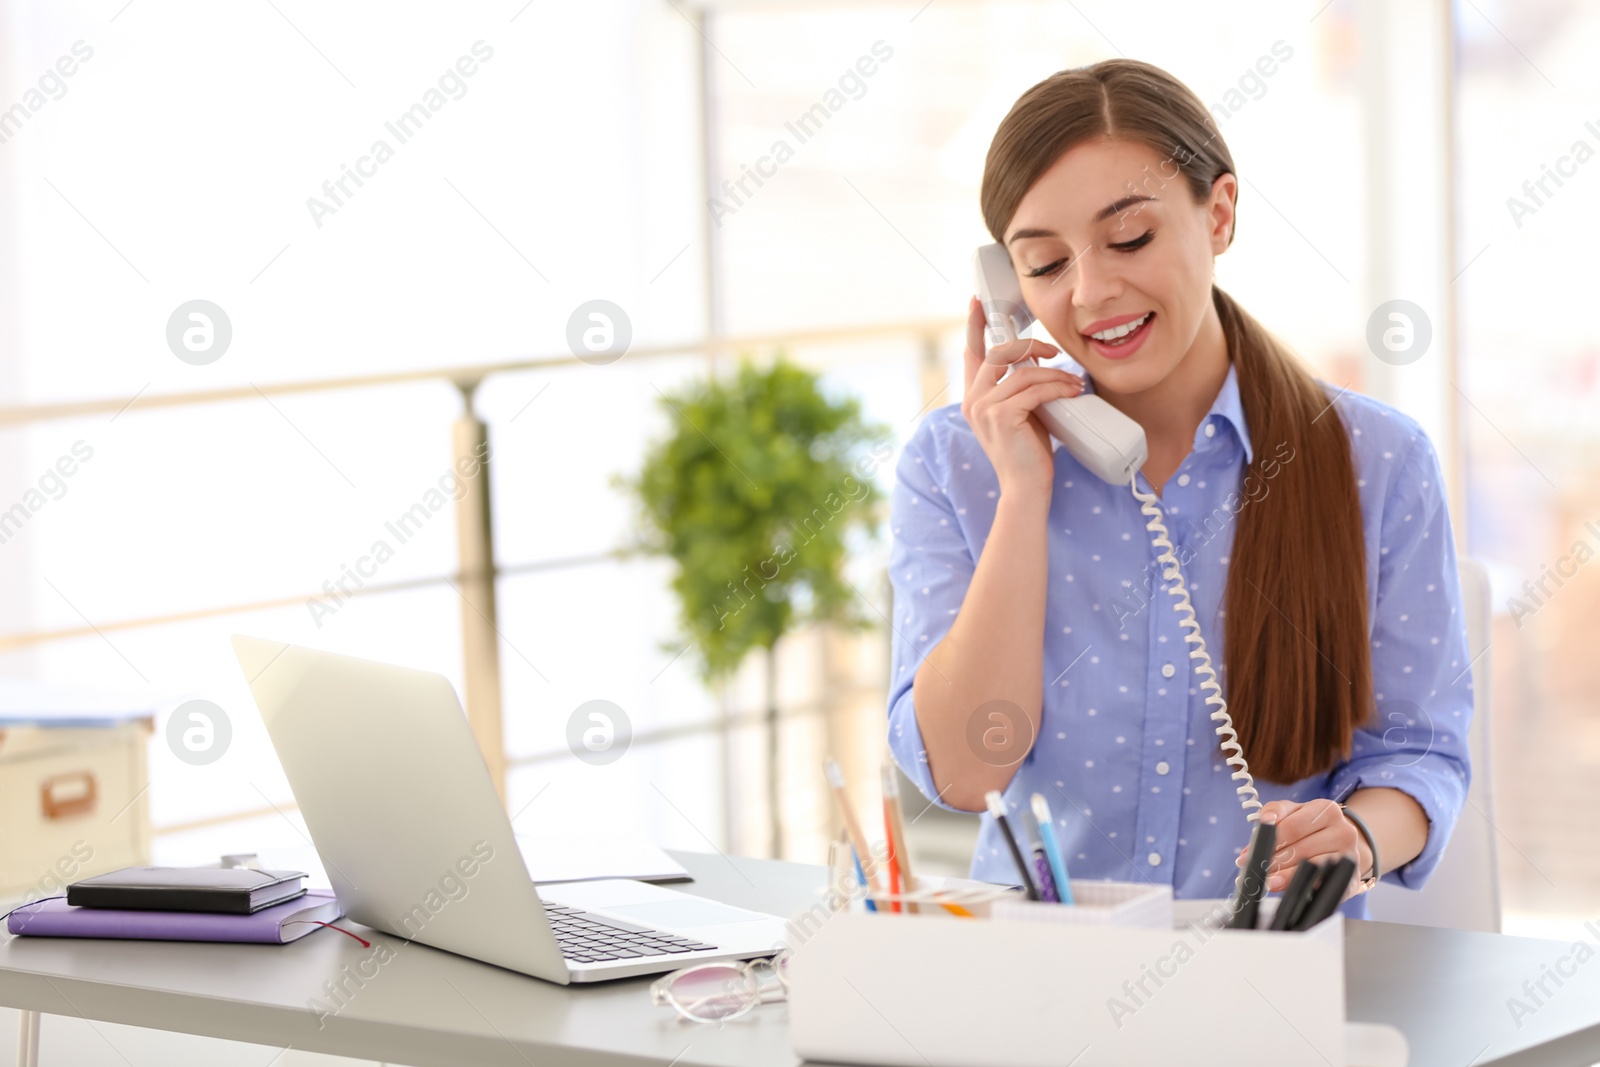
[972,243,1262,823]
[974,243,1148,485]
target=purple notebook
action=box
[7,888,344,943]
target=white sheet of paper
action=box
[515,832,690,884]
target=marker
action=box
[1290,857,1355,931]
[985,790,1040,901]
[1018,807,1060,903]
[1268,860,1323,931]
[1030,794,1074,905]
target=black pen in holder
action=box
[1290,857,1356,932]
[1269,859,1325,931]
[1225,820,1277,930]
[985,790,1041,902]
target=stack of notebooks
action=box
[7,866,346,944]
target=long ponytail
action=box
[1214,285,1371,781]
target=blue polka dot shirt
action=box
[885,364,1473,919]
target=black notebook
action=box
[67,867,308,914]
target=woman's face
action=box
[1003,137,1236,397]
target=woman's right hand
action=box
[961,296,1085,499]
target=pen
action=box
[1030,794,1074,905]
[1018,807,1060,903]
[825,758,882,901]
[1290,857,1355,931]
[985,790,1040,901]
[1268,859,1323,931]
[828,833,876,914]
[851,848,878,913]
[1225,820,1277,929]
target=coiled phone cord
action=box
[1130,475,1263,823]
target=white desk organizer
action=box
[990,879,1173,927]
[788,885,1408,1067]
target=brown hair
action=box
[979,59,1372,783]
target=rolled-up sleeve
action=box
[1328,433,1473,889]
[885,418,978,812]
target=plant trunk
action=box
[766,643,782,860]
[717,676,736,854]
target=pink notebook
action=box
[7,888,345,943]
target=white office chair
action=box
[1366,558,1500,932]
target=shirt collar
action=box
[1064,358,1253,465]
[1205,361,1254,464]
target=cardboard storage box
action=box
[0,683,154,899]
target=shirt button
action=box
[1177,474,1190,486]
[1161,663,1176,678]
[1156,761,1170,775]
[1204,423,1216,438]
[1147,852,1162,866]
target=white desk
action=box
[3,851,1599,1066]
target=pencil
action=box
[825,758,881,901]
[882,761,918,913]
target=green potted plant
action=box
[623,355,891,858]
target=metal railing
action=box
[0,316,962,833]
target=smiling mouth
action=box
[1084,312,1154,346]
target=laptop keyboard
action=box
[541,901,718,963]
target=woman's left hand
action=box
[1234,799,1371,901]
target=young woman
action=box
[886,59,1472,916]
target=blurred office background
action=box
[1,0,1598,1031]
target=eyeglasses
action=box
[649,949,791,1024]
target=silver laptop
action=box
[232,635,789,983]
